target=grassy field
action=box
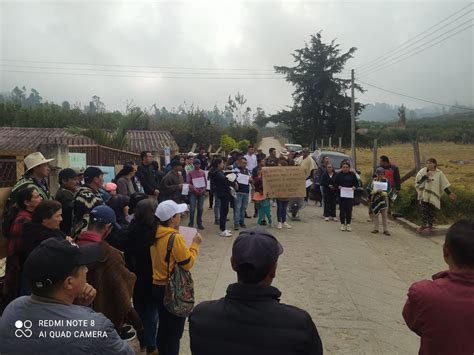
[351,142,474,191]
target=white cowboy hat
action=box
[279,149,289,157]
[24,152,54,172]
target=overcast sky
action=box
[1,0,472,114]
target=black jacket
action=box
[189,283,323,355]
[334,171,359,189]
[320,171,337,196]
[136,163,159,195]
[209,170,232,198]
[20,223,66,269]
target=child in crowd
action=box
[253,170,272,227]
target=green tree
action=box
[272,32,364,147]
[220,134,238,153]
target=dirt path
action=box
[258,136,284,156]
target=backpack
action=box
[163,233,195,317]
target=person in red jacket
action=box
[402,219,474,355]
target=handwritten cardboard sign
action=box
[262,167,306,198]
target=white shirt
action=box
[244,153,257,172]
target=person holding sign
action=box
[334,161,359,232]
[233,157,252,231]
[187,159,207,230]
[367,167,392,236]
[209,158,235,237]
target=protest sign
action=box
[373,181,388,191]
[340,187,354,198]
[193,177,206,189]
[182,184,189,195]
[262,167,306,198]
[179,226,197,247]
[237,174,250,185]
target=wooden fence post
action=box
[413,140,421,172]
[328,136,332,148]
[339,137,342,150]
[320,139,324,149]
[16,156,25,180]
[372,139,378,174]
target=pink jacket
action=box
[403,270,474,355]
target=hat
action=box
[90,205,121,229]
[193,159,201,165]
[83,167,105,181]
[232,226,283,274]
[24,238,99,290]
[279,149,289,157]
[155,200,188,221]
[104,182,117,192]
[58,168,78,182]
[24,152,54,172]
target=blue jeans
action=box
[134,298,158,349]
[189,193,204,227]
[213,195,221,222]
[276,200,289,223]
[233,192,249,226]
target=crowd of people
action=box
[0,145,470,355]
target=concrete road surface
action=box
[258,136,284,156]
[131,137,446,354]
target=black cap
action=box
[232,227,283,274]
[83,166,105,181]
[171,160,182,167]
[58,168,78,182]
[24,238,99,290]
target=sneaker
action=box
[283,222,292,229]
[383,231,391,236]
[120,325,132,333]
[120,329,136,342]
[240,223,247,228]
[277,222,282,229]
[219,230,232,237]
[208,207,213,210]
[260,220,267,226]
[324,217,330,221]
[346,224,352,232]
[371,230,379,234]
[234,224,239,231]
[197,225,205,230]
[340,224,347,231]
[333,217,338,222]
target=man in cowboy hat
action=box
[4,152,54,213]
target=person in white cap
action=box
[149,200,202,355]
[4,152,54,213]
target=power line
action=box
[356,78,474,111]
[0,69,286,80]
[0,64,286,76]
[358,22,473,76]
[359,10,472,72]
[356,3,473,71]
[1,58,349,75]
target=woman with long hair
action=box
[105,195,130,250]
[114,164,137,197]
[4,187,42,301]
[209,158,234,237]
[124,199,159,353]
[334,161,359,232]
[415,158,456,233]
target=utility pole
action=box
[351,69,356,169]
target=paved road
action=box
[173,200,446,355]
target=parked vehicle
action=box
[311,150,364,204]
[284,143,303,153]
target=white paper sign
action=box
[340,187,354,198]
[179,226,197,247]
[182,183,189,195]
[373,181,388,191]
[305,179,312,188]
[193,177,206,189]
[237,174,250,185]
